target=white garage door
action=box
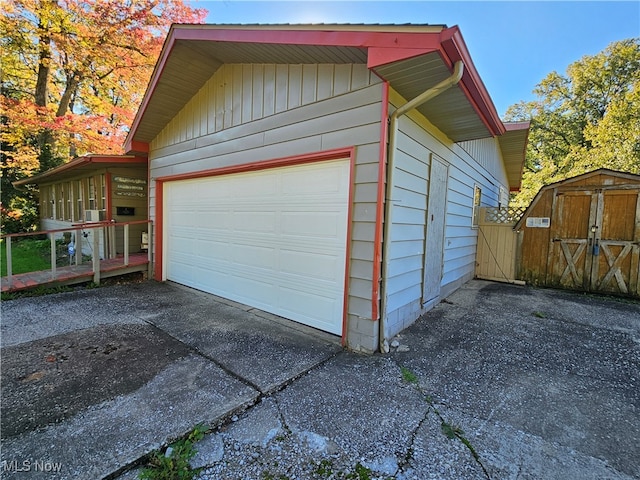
[163,159,350,335]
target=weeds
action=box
[398,365,490,479]
[139,425,206,480]
[400,366,418,385]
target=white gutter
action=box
[379,60,464,352]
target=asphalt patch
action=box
[1,323,191,438]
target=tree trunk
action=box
[56,71,81,117]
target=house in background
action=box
[14,155,149,258]
[124,24,529,352]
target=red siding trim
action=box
[154,180,164,281]
[127,140,150,154]
[372,81,390,322]
[173,26,444,50]
[156,147,354,183]
[367,46,437,68]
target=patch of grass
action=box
[1,238,52,276]
[261,472,290,480]
[532,311,547,318]
[440,420,488,478]
[1,285,73,301]
[139,425,206,480]
[314,459,334,477]
[400,366,419,385]
[345,462,392,480]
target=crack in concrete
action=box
[391,356,492,479]
[394,401,432,477]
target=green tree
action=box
[506,38,640,207]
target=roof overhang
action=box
[125,24,507,155]
[498,121,530,191]
[13,155,148,187]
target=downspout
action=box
[379,60,464,352]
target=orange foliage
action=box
[1,0,207,172]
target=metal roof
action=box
[13,155,148,187]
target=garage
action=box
[162,159,351,335]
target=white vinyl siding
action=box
[383,89,509,338]
[148,64,383,345]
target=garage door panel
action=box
[281,211,342,238]
[164,159,350,335]
[232,244,277,269]
[280,249,341,281]
[281,163,347,195]
[232,211,277,232]
[277,287,341,330]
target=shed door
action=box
[549,187,640,296]
[163,159,350,335]
[590,188,640,295]
[548,190,594,290]
[422,156,448,303]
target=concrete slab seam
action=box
[389,355,492,479]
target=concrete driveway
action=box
[1,280,638,479]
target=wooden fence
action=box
[475,207,525,284]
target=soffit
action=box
[374,53,494,141]
[133,39,368,145]
[498,122,530,191]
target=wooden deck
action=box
[1,253,150,293]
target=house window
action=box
[50,186,55,219]
[88,176,96,210]
[42,185,52,218]
[100,174,106,210]
[76,180,84,221]
[472,185,482,227]
[57,185,64,220]
[66,182,73,221]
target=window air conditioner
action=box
[84,210,106,222]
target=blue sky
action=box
[188,1,639,117]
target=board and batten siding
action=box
[148,63,384,351]
[383,88,509,339]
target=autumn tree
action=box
[1,0,206,232]
[506,38,640,207]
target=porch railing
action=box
[1,220,152,286]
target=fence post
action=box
[50,235,57,280]
[6,236,12,285]
[124,223,129,266]
[92,227,100,284]
[75,229,81,265]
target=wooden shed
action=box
[515,169,640,298]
